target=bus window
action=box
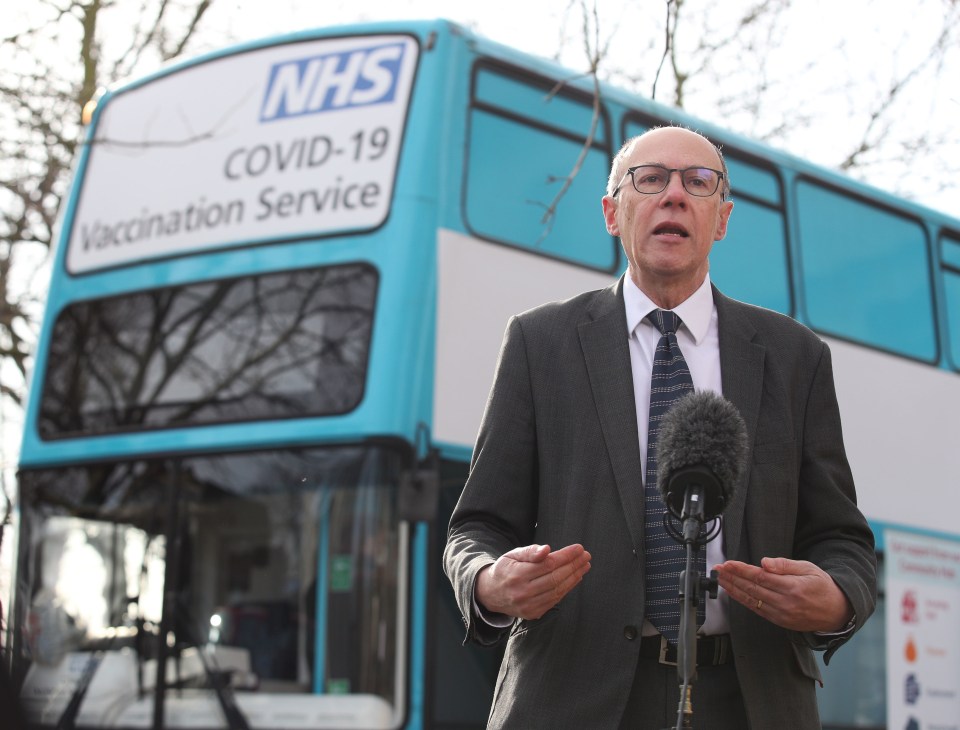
[940,234,960,370]
[711,156,790,314]
[464,63,617,271]
[15,447,407,726]
[726,157,781,206]
[621,119,651,147]
[796,181,936,361]
[38,264,376,438]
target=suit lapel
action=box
[714,287,765,561]
[578,277,645,552]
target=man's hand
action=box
[475,543,592,620]
[715,557,853,633]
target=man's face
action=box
[602,128,733,298]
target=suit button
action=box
[623,625,638,640]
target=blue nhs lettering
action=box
[260,43,405,121]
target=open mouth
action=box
[653,224,689,237]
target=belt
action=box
[638,634,732,666]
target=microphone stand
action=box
[664,484,720,730]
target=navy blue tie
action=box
[644,309,704,644]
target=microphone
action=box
[656,390,748,527]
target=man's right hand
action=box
[475,543,591,620]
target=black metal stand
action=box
[662,485,721,730]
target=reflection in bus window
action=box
[39,264,377,438]
[465,64,616,270]
[23,516,163,666]
[16,447,406,726]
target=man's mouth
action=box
[653,224,689,238]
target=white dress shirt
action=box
[624,273,731,636]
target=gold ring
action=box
[756,598,763,610]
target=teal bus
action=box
[6,17,960,730]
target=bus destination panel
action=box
[66,34,419,274]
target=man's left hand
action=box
[715,557,853,633]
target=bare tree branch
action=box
[537,0,609,239]
[651,0,678,102]
[839,11,958,171]
[165,0,213,60]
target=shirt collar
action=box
[623,273,714,344]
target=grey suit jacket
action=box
[443,277,877,730]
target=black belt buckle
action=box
[657,635,677,666]
[654,634,730,667]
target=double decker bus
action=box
[5,17,960,730]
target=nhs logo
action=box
[261,42,407,121]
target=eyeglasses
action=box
[613,165,725,198]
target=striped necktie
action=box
[644,309,704,644]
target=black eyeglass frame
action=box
[613,164,726,199]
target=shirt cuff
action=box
[813,614,857,639]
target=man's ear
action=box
[714,199,734,241]
[602,196,620,236]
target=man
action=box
[443,126,877,729]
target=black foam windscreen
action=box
[657,390,748,519]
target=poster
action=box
[886,529,960,730]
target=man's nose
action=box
[659,172,688,207]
